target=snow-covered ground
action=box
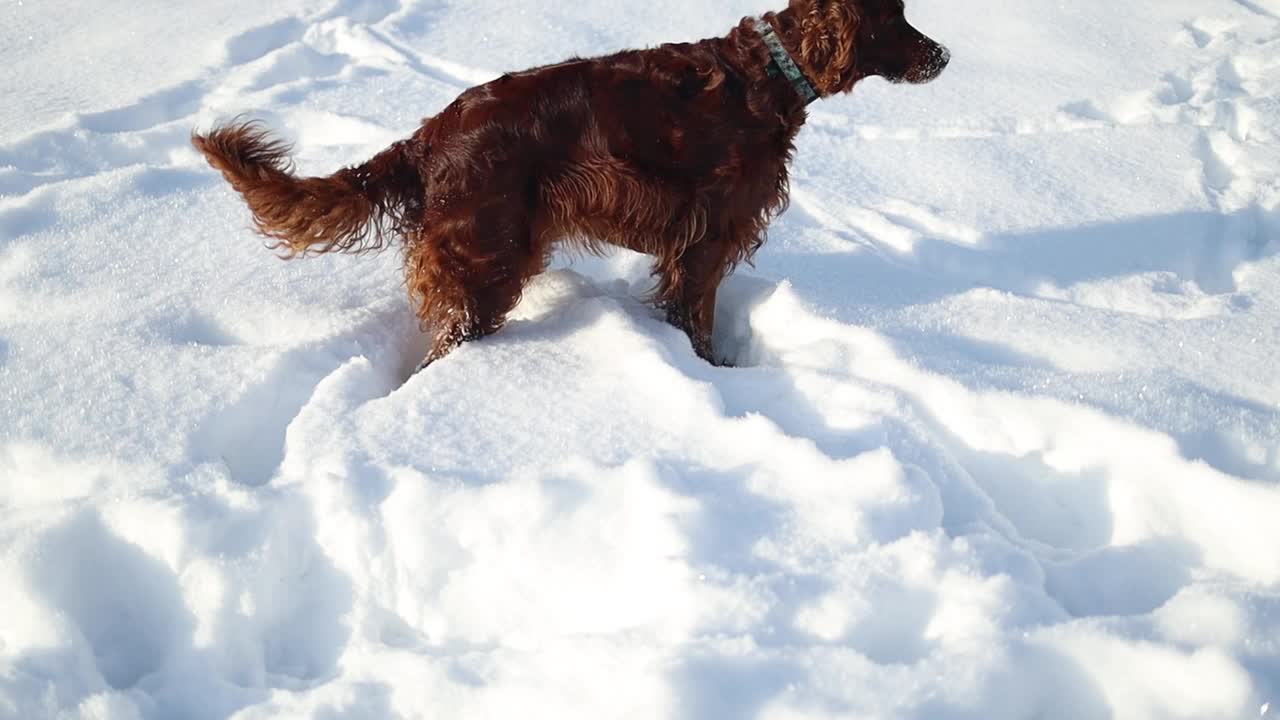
[2,0,1279,717]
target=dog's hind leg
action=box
[405,203,541,372]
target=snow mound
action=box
[2,0,1279,718]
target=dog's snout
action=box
[907,40,950,84]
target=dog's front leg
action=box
[657,241,733,366]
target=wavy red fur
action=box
[193,0,948,367]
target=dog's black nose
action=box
[935,45,951,73]
[909,42,950,84]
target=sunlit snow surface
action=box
[2,0,1279,718]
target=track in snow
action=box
[2,1,1280,718]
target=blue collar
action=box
[754,18,818,105]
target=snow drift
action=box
[1,0,1279,718]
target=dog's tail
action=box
[192,121,422,257]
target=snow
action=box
[1,0,1279,717]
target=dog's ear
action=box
[794,0,859,94]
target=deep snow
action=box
[1,0,1279,718]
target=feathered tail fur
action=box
[192,121,422,257]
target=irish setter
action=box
[194,0,948,369]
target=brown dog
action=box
[194,0,948,369]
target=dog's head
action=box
[855,0,950,84]
[787,0,949,94]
